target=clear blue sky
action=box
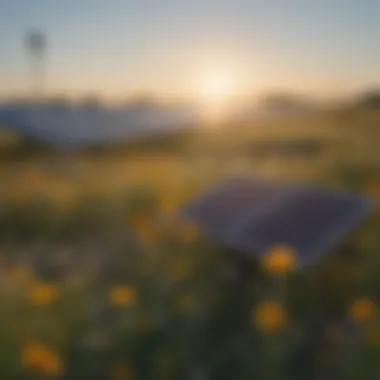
[1,0,379,100]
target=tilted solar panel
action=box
[233,186,371,264]
[0,105,200,148]
[184,176,372,265]
[184,176,287,240]
[187,177,290,241]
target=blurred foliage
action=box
[0,109,378,379]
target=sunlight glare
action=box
[199,71,234,105]
[195,67,239,122]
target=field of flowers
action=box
[0,108,379,379]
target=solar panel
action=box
[184,176,372,265]
[184,176,289,241]
[0,105,200,148]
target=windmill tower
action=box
[25,29,47,100]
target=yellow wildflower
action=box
[28,283,58,306]
[262,245,297,275]
[21,341,63,376]
[109,285,137,307]
[40,350,64,376]
[348,298,376,322]
[253,301,288,333]
[21,342,47,368]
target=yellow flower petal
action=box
[21,341,64,376]
[253,301,288,333]
[348,298,376,322]
[28,283,58,306]
[21,341,47,368]
[109,285,137,307]
[262,245,297,275]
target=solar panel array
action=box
[184,176,372,265]
[0,105,201,148]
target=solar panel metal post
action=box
[25,29,47,100]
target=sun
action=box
[192,66,239,122]
[198,69,235,105]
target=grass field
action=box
[0,106,379,379]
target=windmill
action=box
[25,29,47,100]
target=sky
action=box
[1,0,380,101]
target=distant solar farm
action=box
[0,104,202,148]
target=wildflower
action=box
[253,301,288,333]
[348,298,376,323]
[262,245,297,275]
[21,342,47,368]
[39,350,64,376]
[28,283,58,306]
[109,285,137,307]
[21,341,63,376]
